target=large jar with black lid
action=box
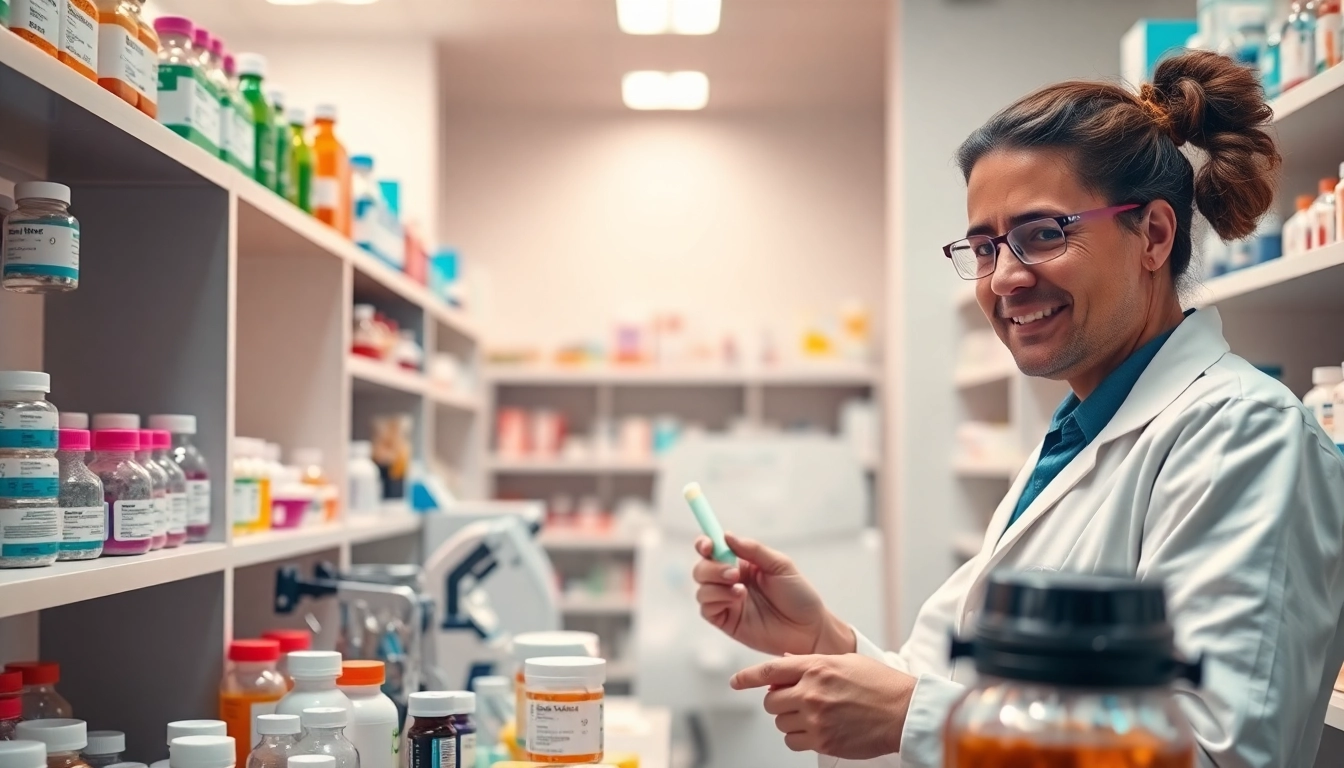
[944,571,1202,767]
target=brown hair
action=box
[956,50,1281,282]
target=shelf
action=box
[348,249,478,341]
[348,355,428,397]
[486,364,878,387]
[1328,690,1344,731]
[487,456,659,475]
[427,384,481,412]
[952,454,1022,480]
[233,514,425,568]
[953,357,1015,390]
[1270,63,1344,181]
[541,530,641,551]
[1193,243,1344,313]
[348,510,423,544]
[560,595,637,616]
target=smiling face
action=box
[968,148,1150,384]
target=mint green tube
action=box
[683,482,737,566]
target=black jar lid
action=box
[950,571,1202,687]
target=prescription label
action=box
[0,457,59,498]
[158,64,221,153]
[0,409,57,450]
[153,494,168,536]
[112,499,154,540]
[4,219,79,282]
[61,0,98,76]
[408,735,454,768]
[526,698,603,758]
[228,102,255,174]
[11,0,60,52]
[188,479,211,526]
[233,479,260,525]
[168,491,188,534]
[60,505,104,551]
[0,506,59,558]
[97,23,153,99]
[312,177,340,210]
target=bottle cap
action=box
[1314,366,1344,386]
[1298,193,1316,211]
[0,670,20,694]
[267,88,285,106]
[511,631,599,664]
[58,429,90,452]
[293,448,322,468]
[286,108,307,125]
[86,731,125,755]
[1323,178,1339,193]
[106,763,148,768]
[287,758,334,768]
[228,639,280,663]
[58,412,87,429]
[235,53,266,77]
[13,182,70,205]
[93,429,140,452]
[15,719,86,753]
[168,735,234,768]
[148,415,197,435]
[286,651,342,679]
[0,372,50,393]
[210,38,224,57]
[524,657,606,687]
[192,28,210,50]
[154,430,172,449]
[349,441,372,460]
[337,660,385,687]
[0,195,12,215]
[0,741,46,768]
[350,155,374,171]
[0,696,21,721]
[407,691,470,718]
[165,722,226,745]
[299,707,347,728]
[223,55,236,76]
[471,675,511,697]
[92,414,140,430]
[254,715,300,736]
[153,16,194,37]
[314,104,338,121]
[138,430,157,451]
[949,570,1202,688]
[4,661,58,685]
[261,629,311,653]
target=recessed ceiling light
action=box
[616,0,719,35]
[622,70,710,110]
[671,0,719,34]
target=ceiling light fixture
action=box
[616,0,720,35]
[622,70,710,110]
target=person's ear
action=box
[1138,200,1177,273]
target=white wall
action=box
[437,110,885,350]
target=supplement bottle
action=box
[245,715,299,768]
[1306,367,1343,435]
[1281,0,1317,91]
[286,108,313,213]
[406,693,458,768]
[1311,176,1338,250]
[167,736,233,768]
[944,571,1200,766]
[9,0,61,58]
[0,371,60,569]
[334,662,397,768]
[87,429,153,556]
[165,723,225,749]
[220,52,255,177]
[274,652,351,720]
[3,664,68,721]
[93,0,155,113]
[3,183,79,294]
[523,658,605,765]
[147,415,211,542]
[15,719,87,768]
[198,33,231,168]
[55,429,102,560]
[509,632,598,752]
[57,414,86,429]
[294,709,357,768]
[235,54,276,189]
[268,90,291,199]
[82,732,122,768]
[0,688,21,741]
[310,105,350,236]
[154,17,220,156]
[293,450,336,522]
[152,430,188,548]
[136,429,168,550]
[58,0,98,82]
[219,640,287,765]
[346,442,380,517]
[0,743,45,768]
[259,629,311,687]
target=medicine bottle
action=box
[310,105,351,237]
[231,438,268,535]
[87,429,153,556]
[509,632,598,752]
[268,90,290,199]
[151,430,188,548]
[55,429,102,561]
[444,693,475,768]
[57,0,99,82]
[334,662,397,768]
[406,692,459,768]
[944,572,1199,766]
[147,415,211,542]
[0,380,60,568]
[219,640,287,766]
[15,719,88,768]
[259,630,310,687]
[346,442,380,517]
[274,652,351,720]
[0,373,58,454]
[235,54,276,189]
[93,0,156,115]
[286,108,313,213]
[136,430,168,551]
[57,414,86,430]
[0,741,46,768]
[3,664,69,721]
[2,184,78,294]
[523,657,605,764]
[245,715,299,768]
[294,708,357,768]
[82,731,123,768]
[9,0,61,58]
[0,687,21,741]
[167,736,233,768]
[165,723,225,750]
[1305,367,1343,435]
[154,16,219,155]
[293,450,336,522]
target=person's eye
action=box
[973,241,996,258]
[1031,227,1064,242]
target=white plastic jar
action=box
[523,657,605,765]
[166,721,226,750]
[2,182,78,293]
[273,652,351,720]
[510,631,598,752]
[168,735,234,768]
[0,741,46,768]
[15,718,87,768]
[335,661,398,768]
[0,371,61,569]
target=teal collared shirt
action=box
[1005,314,1189,530]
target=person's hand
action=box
[731,654,915,759]
[692,533,854,657]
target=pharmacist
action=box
[693,50,1344,768]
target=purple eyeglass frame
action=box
[943,203,1143,279]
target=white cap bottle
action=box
[274,652,352,719]
[0,741,46,768]
[168,735,235,768]
[166,721,227,745]
[15,720,86,761]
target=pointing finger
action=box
[731,656,811,690]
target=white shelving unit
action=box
[0,32,478,759]
[487,456,660,475]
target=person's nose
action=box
[988,240,1036,297]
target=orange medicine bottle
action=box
[93,0,158,116]
[523,657,605,765]
[311,104,352,237]
[219,639,287,766]
[59,0,99,81]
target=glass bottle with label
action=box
[235,54,276,189]
[246,715,300,768]
[93,0,155,114]
[222,53,255,178]
[87,429,153,556]
[0,371,60,569]
[135,429,168,551]
[55,429,103,561]
[294,709,358,768]
[59,0,99,82]
[10,0,62,59]
[311,105,350,236]
[1281,0,1318,91]
[154,17,219,156]
[406,693,458,768]
[147,414,211,542]
[287,108,313,213]
[151,430,188,548]
[219,640,287,767]
[3,182,79,294]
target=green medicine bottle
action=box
[287,108,314,213]
[235,53,277,189]
[269,88,292,200]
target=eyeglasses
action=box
[943,204,1142,280]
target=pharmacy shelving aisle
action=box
[0,31,482,759]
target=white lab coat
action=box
[830,307,1344,768]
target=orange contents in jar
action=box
[10,0,61,58]
[523,690,603,765]
[947,734,1195,768]
[94,0,156,114]
[135,14,158,117]
[59,0,99,81]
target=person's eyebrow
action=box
[966,209,1069,237]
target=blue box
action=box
[1121,19,1198,87]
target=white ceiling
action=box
[155,0,887,110]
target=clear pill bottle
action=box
[0,741,46,768]
[523,657,605,765]
[4,663,70,720]
[0,372,58,455]
[0,692,21,741]
[219,640,286,766]
[55,429,103,561]
[135,430,168,551]
[273,652,350,720]
[15,719,87,768]
[152,430,188,547]
[246,715,299,768]
[294,708,357,768]
[83,731,124,768]
[147,415,211,542]
[509,632,597,752]
[2,183,78,294]
[87,430,153,556]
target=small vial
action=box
[0,741,46,768]
[56,429,104,561]
[3,664,70,721]
[152,430,188,548]
[245,715,299,768]
[14,719,88,768]
[87,430,153,557]
[148,415,211,542]
[82,732,123,768]
[136,430,169,550]
[295,708,358,768]
[2,183,78,294]
[168,736,234,768]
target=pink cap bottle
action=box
[153,429,189,548]
[138,430,169,551]
[89,430,155,556]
